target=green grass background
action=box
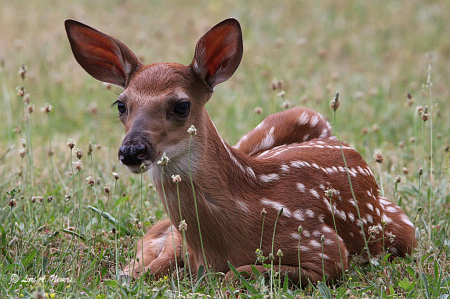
[1,0,449,298]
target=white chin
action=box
[125,162,150,173]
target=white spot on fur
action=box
[255,120,265,130]
[293,209,305,221]
[367,203,374,211]
[305,209,315,218]
[298,246,310,253]
[322,226,333,234]
[324,238,334,245]
[367,214,373,223]
[381,214,392,224]
[260,198,292,217]
[313,230,321,237]
[298,112,310,125]
[297,183,305,193]
[291,232,300,240]
[357,166,366,175]
[310,240,321,248]
[336,210,347,221]
[259,173,280,183]
[290,161,299,167]
[380,198,391,206]
[347,212,355,222]
[324,199,332,213]
[280,165,289,172]
[303,230,311,237]
[312,163,320,169]
[400,214,413,227]
[320,253,330,260]
[310,189,320,199]
[376,208,381,216]
[310,115,319,127]
[386,206,397,213]
[319,128,328,138]
[249,127,275,155]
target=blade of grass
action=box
[86,206,131,235]
[228,262,258,294]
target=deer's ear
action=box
[191,18,243,89]
[65,19,143,88]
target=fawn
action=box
[65,18,415,285]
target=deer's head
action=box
[65,19,243,173]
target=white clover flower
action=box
[187,125,197,136]
[157,152,170,166]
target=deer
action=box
[65,18,415,286]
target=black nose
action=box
[118,144,146,165]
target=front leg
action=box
[121,219,183,279]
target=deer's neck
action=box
[150,111,259,268]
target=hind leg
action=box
[225,259,345,288]
[234,107,332,156]
[121,219,183,279]
[225,230,349,287]
[379,197,416,257]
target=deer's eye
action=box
[117,102,126,114]
[173,102,190,117]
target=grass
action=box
[1,0,450,297]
